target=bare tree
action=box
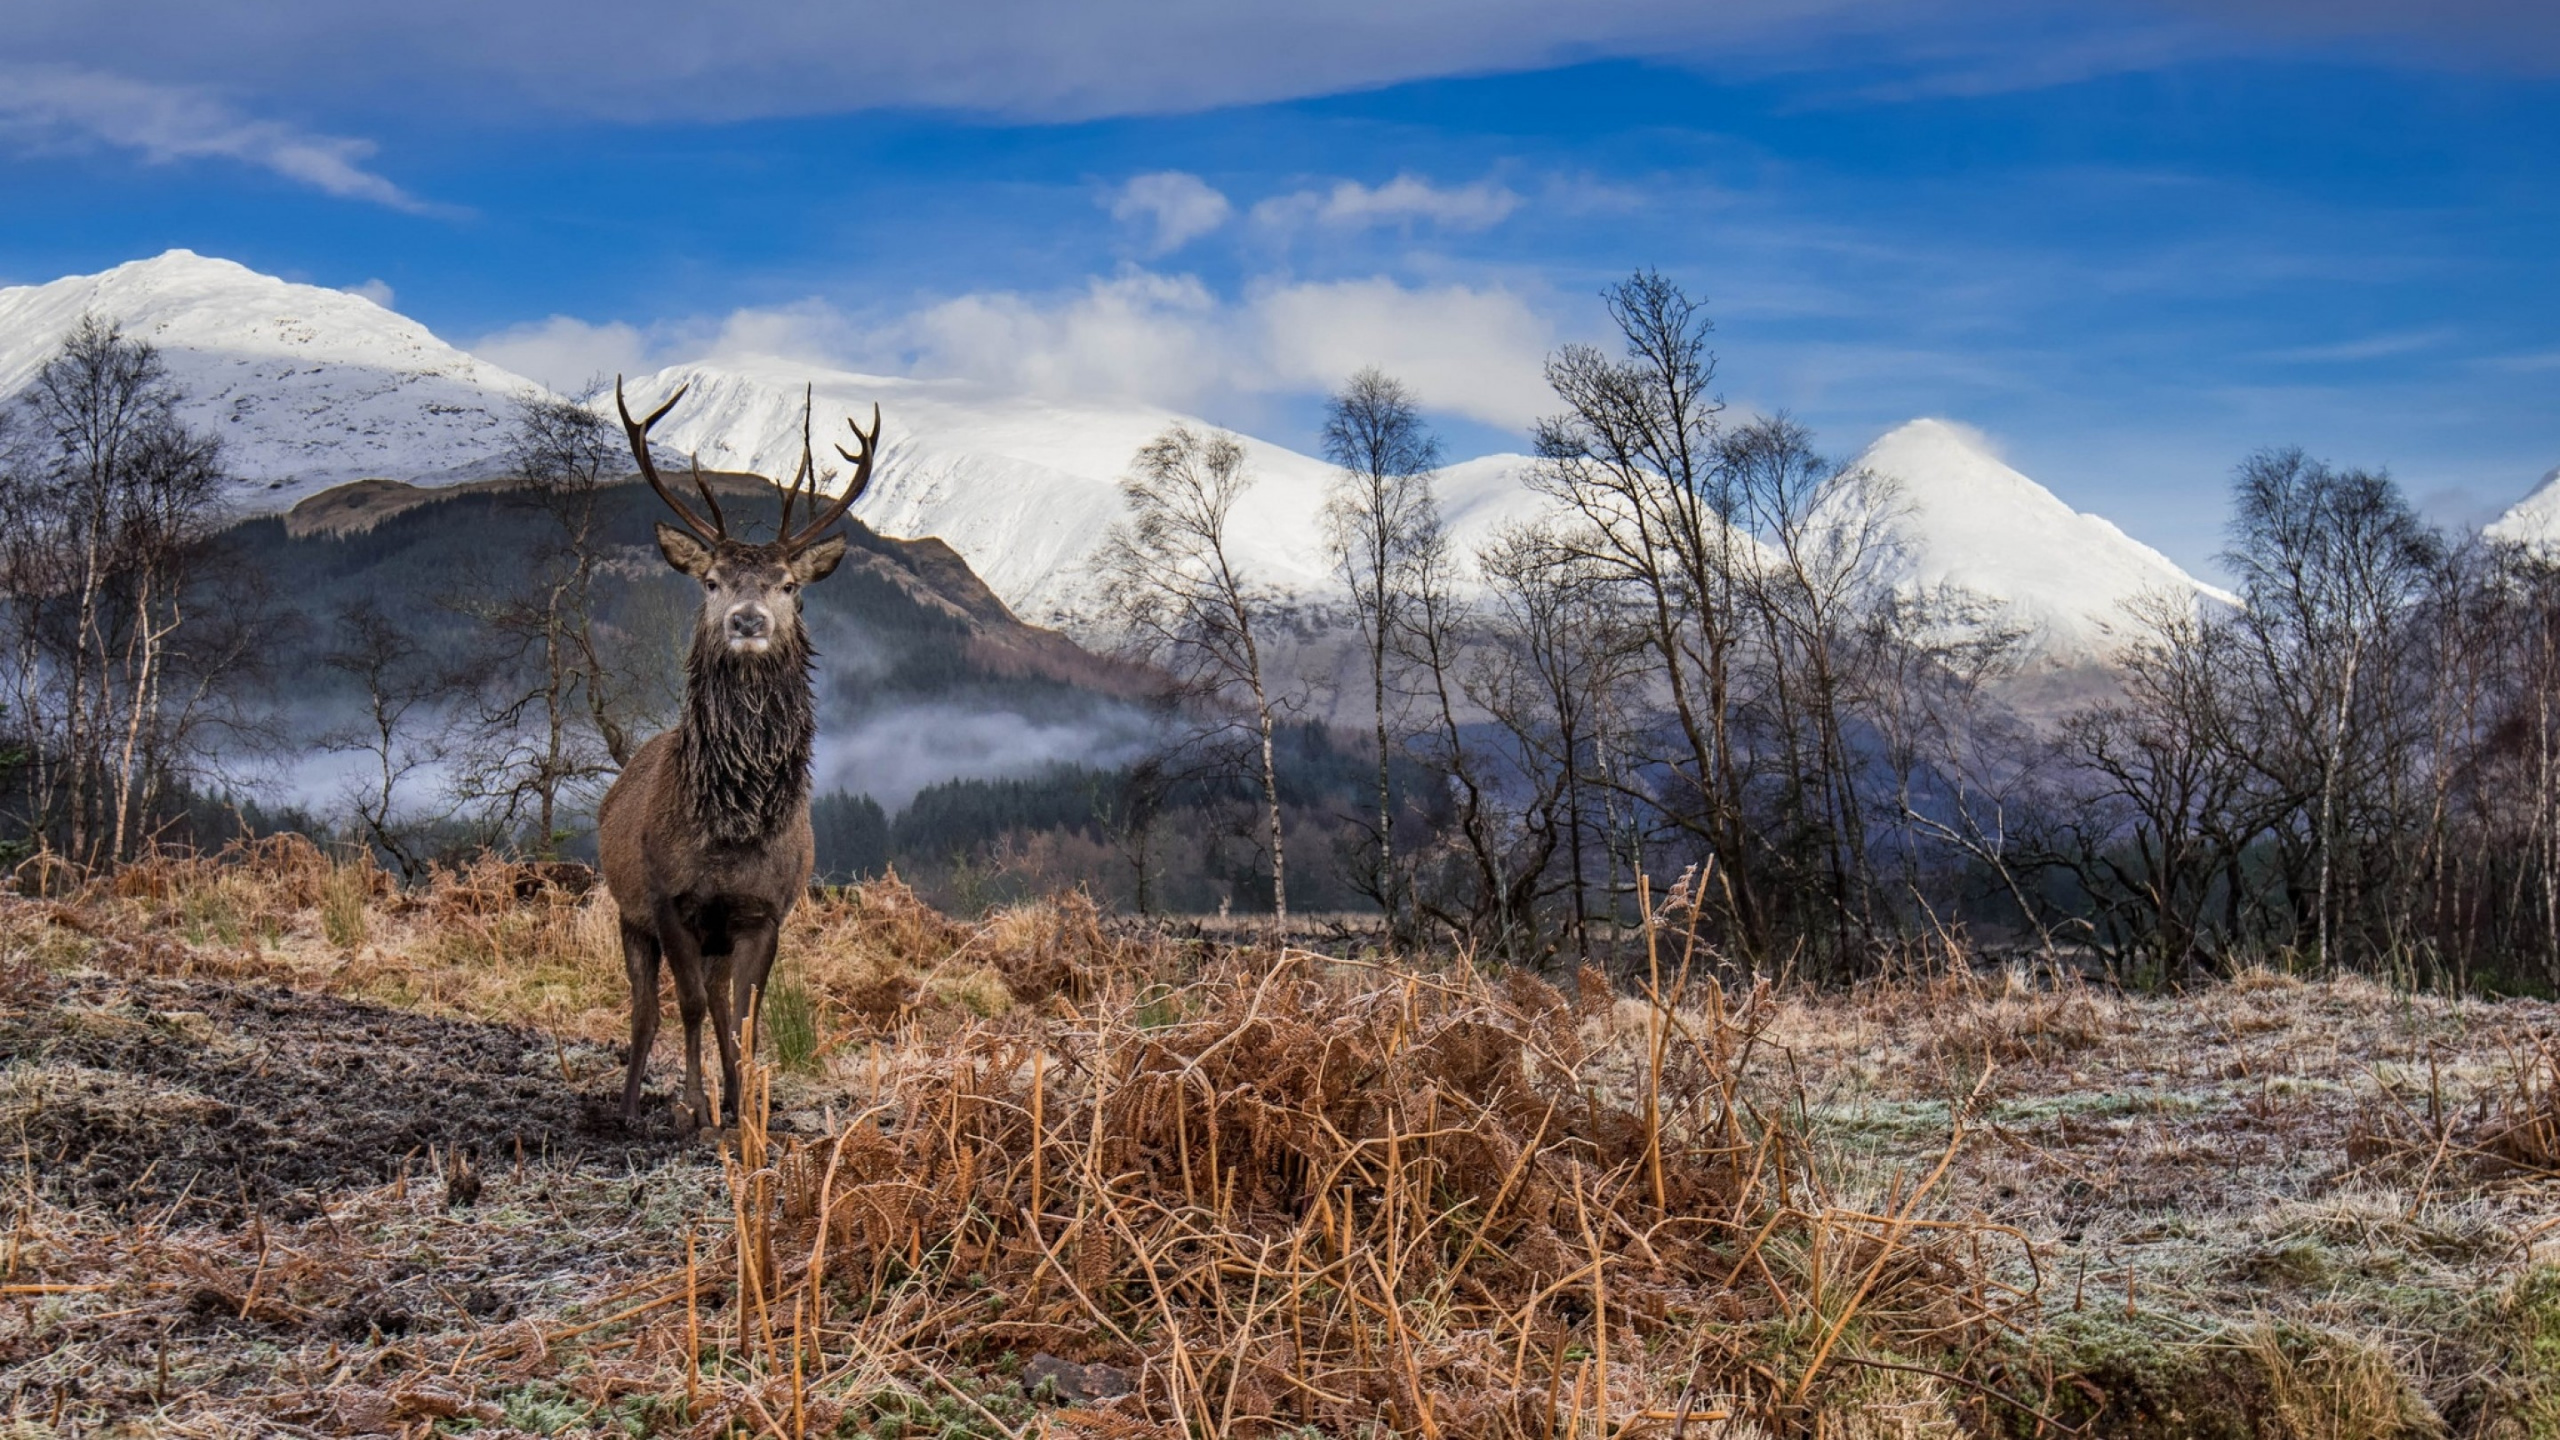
[0,316,232,864]
[2050,594,2258,972]
[1320,368,1443,926]
[1531,271,1768,955]
[1096,424,1290,922]
[453,389,657,855]
[320,597,454,878]
[1394,507,1509,949]
[1472,523,1642,963]
[2224,449,2439,968]
[1866,583,2038,945]
[1723,415,1899,946]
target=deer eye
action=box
[783,582,801,596]
[704,578,719,593]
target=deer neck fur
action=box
[677,626,816,850]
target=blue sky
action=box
[2,0,2556,579]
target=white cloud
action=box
[1106,172,1233,254]
[486,264,1560,434]
[1252,174,1523,234]
[705,299,860,364]
[0,63,428,210]
[897,270,1232,407]
[471,315,654,394]
[341,278,395,308]
[876,268,1555,427]
[475,298,882,396]
[1251,278,1553,425]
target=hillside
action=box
[239,472,1151,810]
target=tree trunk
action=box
[1252,673,1287,926]
[1373,632,1393,928]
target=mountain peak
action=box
[2485,465,2560,550]
[0,251,544,505]
[1842,418,2232,665]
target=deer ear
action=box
[656,522,714,578]
[790,534,848,584]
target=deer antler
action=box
[615,376,722,542]
[687,452,727,537]
[776,384,814,540]
[781,402,881,551]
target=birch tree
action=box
[1096,424,1291,923]
[1320,367,1442,927]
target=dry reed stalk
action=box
[685,1225,700,1419]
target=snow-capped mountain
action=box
[0,250,539,504]
[1838,419,2236,665]
[0,253,2236,668]
[2484,465,2560,550]
[602,357,1550,625]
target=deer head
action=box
[615,378,879,657]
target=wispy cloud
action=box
[9,0,2554,138]
[2255,327,2458,364]
[1251,174,1522,234]
[1105,172,1233,255]
[2150,0,2560,72]
[0,64,430,211]
[2475,347,2560,374]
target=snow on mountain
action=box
[1837,419,2235,665]
[0,250,541,506]
[2484,464,2560,550]
[602,357,1550,625]
[0,255,2236,670]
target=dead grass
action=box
[3,848,2558,1436]
[690,948,2048,1436]
[27,841,1166,1051]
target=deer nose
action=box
[727,606,770,640]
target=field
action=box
[0,839,2555,1438]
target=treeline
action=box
[1086,271,2560,992]
[2045,456,2560,991]
[811,725,1436,916]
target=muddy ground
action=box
[0,969,693,1223]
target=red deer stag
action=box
[599,378,878,1134]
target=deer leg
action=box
[706,945,742,1129]
[660,910,713,1137]
[618,920,663,1125]
[731,918,782,1112]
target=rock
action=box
[1021,1353,1133,1404]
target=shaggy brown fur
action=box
[677,625,817,849]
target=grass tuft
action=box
[764,973,823,1075]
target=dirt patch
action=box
[0,970,689,1221]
